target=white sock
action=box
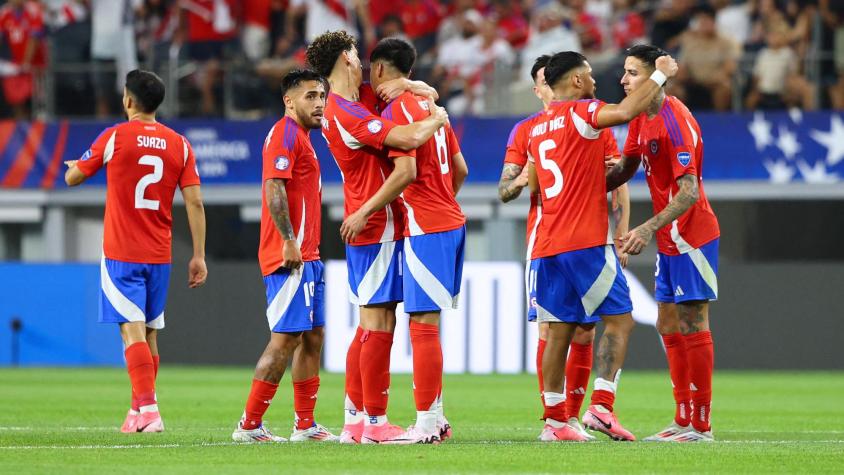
[415,410,438,434]
[344,395,364,425]
[594,370,622,394]
[546,418,567,428]
[139,403,159,414]
[543,391,566,407]
[365,414,388,426]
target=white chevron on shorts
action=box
[100,257,146,324]
[267,267,303,329]
[581,245,618,316]
[404,238,457,309]
[355,241,396,305]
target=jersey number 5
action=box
[538,139,563,199]
[433,127,449,174]
[135,154,163,210]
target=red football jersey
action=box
[623,96,720,255]
[259,116,322,275]
[0,2,45,65]
[527,99,612,259]
[382,92,464,236]
[508,107,620,258]
[76,120,201,264]
[322,91,405,245]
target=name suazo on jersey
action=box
[623,96,720,255]
[527,99,613,259]
[508,110,619,258]
[382,91,465,236]
[322,92,405,245]
[259,116,323,276]
[76,120,201,263]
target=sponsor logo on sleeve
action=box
[367,120,383,134]
[275,156,290,171]
[677,151,691,167]
[587,101,598,113]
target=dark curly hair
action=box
[306,30,357,78]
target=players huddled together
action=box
[65,30,719,444]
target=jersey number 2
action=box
[135,155,163,210]
[538,139,563,199]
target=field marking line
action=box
[0,442,241,450]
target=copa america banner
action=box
[323,260,658,374]
[0,111,842,188]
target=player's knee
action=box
[603,313,635,336]
[572,324,596,345]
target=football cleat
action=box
[136,411,164,433]
[339,419,364,444]
[231,420,287,443]
[672,429,714,442]
[567,417,596,441]
[538,422,590,442]
[381,425,441,445]
[361,422,405,444]
[120,410,140,433]
[643,421,693,442]
[290,423,339,442]
[583,405,636,441]
[438,416,452,442]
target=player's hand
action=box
[655,55,679,78]
[427,98,449,126]
[187,256,207,288]
[613,240,630,268]
[281,239,303,269]
[620,225,653,255]
[377,78,409,102]
[64,160,78,168]
[340,210,369,244]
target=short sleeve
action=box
[334,98,398,150]
[622,117,641,157]
[661,105,699,180]
[601,128,620,159]
[382,97,416,160]
[503,120,528,166]
[262,121,296,181]
[179,137,201,188]
[574,99,606,130]
[75,126,116,177]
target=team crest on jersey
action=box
[275,156,290,170]
[677,152,691,167]
[367,120,383,134]
[649,140,658,155]
[80,149,92,161]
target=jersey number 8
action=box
[433,127,449,175]
[135,154,163,210]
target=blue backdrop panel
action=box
[0,264,123,366]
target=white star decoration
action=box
[763,159,795,184]
[809,114,844,167]
[796,160,839,184]
[788,107,803,124]
[776,125,800,160]
[748,112,773,151]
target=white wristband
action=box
[650,70,667,87]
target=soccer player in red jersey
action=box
[612,45,720,442]
[367,38,469,444]
[231,69,339,443]
[64,70,207,433]
[305,30,448,444]
[499,55,630,439]
[525,51,678,442]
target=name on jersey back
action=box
[530,115,566,138]
[138,135,167,150]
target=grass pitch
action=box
[1,368,842,474]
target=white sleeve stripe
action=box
[400,102,415,123]
[102,130,117,164]
[570,108,601,140]
[182,137,189,165]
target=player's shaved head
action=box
[370,38,417,76]
[625,44,669,72]
[543,51,588,89]
[306,30,357,77]
[124,69,165,113]
[530,55,551,82]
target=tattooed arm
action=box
[606,154,641,191]
[621,174,699,255]
[265,178,302,269]
[612,183,631,268]
[498,163,529,202]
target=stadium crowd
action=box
[0,0,842,118]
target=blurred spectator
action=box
[672,6,740,110]
[437,0,477,45]
[490,0,528,48]
[400,0,442,57]
[650,0,693,50]
[712,0,751,46]
[91,0,140,118]
[242,0,272,61]
[180,0,238,115]
[819,0,844,108]
[379,14,412,42]
[564,0,604,53]
[610,0,645,50]
[745,26,815,110]
[520,3,580,81]
[135,0,178,64]
[0,0,45,118]
[43,0,87,30]
[290,0,375,51]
